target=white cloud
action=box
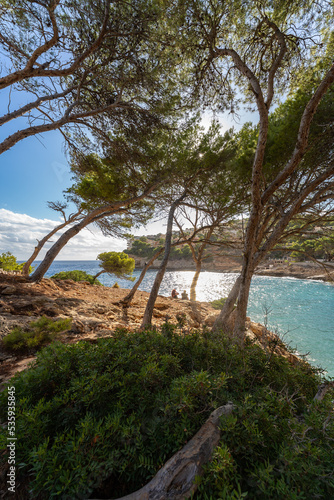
[0,209,126,261]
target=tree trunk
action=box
[29,208,121,282]
[29,220,91,282]
[190,260,202,302]
[93,270,105,283]
[141,193,186,329]
[233,270,253,342]
[29,184,160,282]
[213,275,241,333]
[122,248,164,306]
[22,219,78,276]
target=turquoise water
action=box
[37,261,334,377]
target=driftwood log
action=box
[90,403,234,500]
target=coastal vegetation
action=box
[0,252,33,274]
[51,270,102,285]
[2,316,71,354]
[93,252,135,283]
[0,326,333,499]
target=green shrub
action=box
[96,251,135,281]
[2,316,72,353]
[112,282,120,288]
[0,327,331,499]
[51,270,102,285]
[196,388,334,499]
[210,297,227,310]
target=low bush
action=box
[210,297,227,310]
[51,270,102,285]
[0,326,332,499]
[2,316,72,354]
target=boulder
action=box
[203,313,219,327]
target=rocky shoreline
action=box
[0,274,305,386]
[255,261,334,281]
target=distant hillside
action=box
[123,228,243,271]
[123,217,334,271]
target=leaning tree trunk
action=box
[22,217,80,276]
[141,193,186,329]
[92,270,105,283]
[190,260,202,302]
[122,248,164,306]
[29,219,94,282]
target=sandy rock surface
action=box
[0,275,218,384]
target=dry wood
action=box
[91,403,234,500]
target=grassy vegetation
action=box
[1,316,72,354]
[0,325,333,499]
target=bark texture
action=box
[213,275,241,333]
[190,261,202,302]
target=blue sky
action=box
[0,130,72,218]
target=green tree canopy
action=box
[95,252,135,282]
[0,252,33,273]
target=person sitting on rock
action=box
[171,289,179,299]
[181,290,189,300]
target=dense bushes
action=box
[51,270,102,285]
[197,389,334,499]
[0,326,332,499]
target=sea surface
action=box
[34,260,334,377]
